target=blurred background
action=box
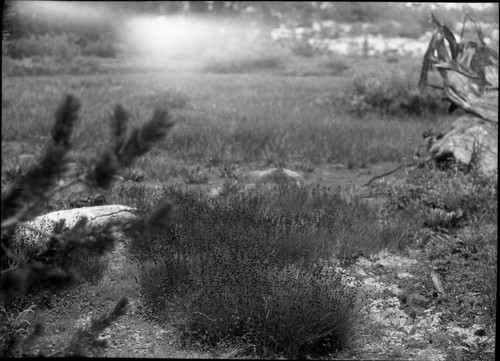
[2,1,498,74]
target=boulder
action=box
[15,205,138,248]
[428,116,498,179]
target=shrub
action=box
[379,166,497,232]
[288,38,318,57]
[82,40,117,58]
[321,57,350,75]
[337,66,448,118]
[203,40,288,73]
[204,53,284,73]
[4,33,81,62]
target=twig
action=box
[362,159,432,187]
[430,270,445,295]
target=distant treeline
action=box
[3,1,498,41]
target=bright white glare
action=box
[119,15,266,60]
[121,15,221,57]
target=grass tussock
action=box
[127,184,418,357]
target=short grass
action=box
[1,67,454,175]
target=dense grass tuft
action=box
[128,184,418,357]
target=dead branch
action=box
[419,13,498,124]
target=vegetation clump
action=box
[337,66,447,118]
[128,184,421,357]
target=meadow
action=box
[1,46,497,359]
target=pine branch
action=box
[111,104,129,142]
[50,297,128,357]
[50,94,81,148]
[1,173,85,231]
[86,150,120,189]
[116,107,174,167]
[121,201,175,235]
[1,144,68,228]
[1,95,177,357]
[1,262,76,296]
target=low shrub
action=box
[82,40,117,58]
[204,53,284,73]
[203,40,288,73]
[336,65,448,118]
[2,56,103,77]
[4,33,81,62]
[321,57,350,75]
[288,38,319,57]
[380,166,497,232]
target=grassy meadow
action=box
[1,58,451,171]
[2,43,496,359]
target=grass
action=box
[126,184,375,357]
[2,52,495,359]
[1,69,454,173]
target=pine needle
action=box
[87,150,120,189]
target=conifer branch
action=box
[116,107,174,167]
[1,93,176,357]
[49,297,128,357]
[111,104,129,142]
[50,94,81,148]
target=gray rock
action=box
[429,116,498,179]
[245,168,304,186]
[15,205,137,248]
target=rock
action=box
[245,168,304,186]
[15,205,138,248]
[208,186,223,198]
[428,116,498,179]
